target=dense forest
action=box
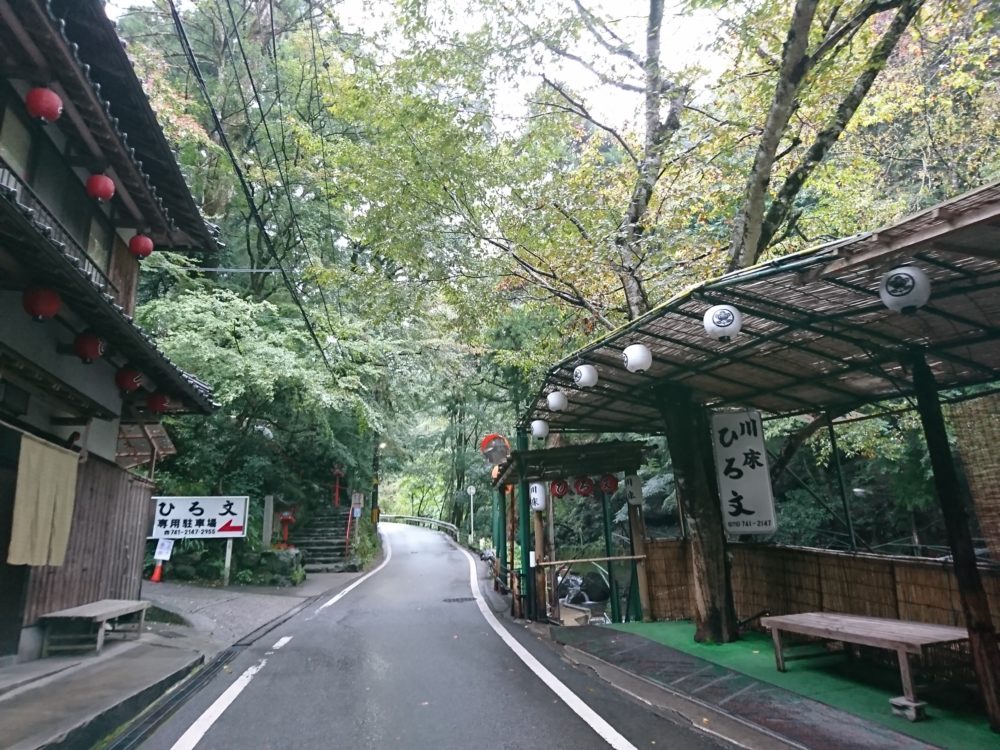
[118,0,1000,559]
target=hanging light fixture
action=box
[146,393,170,414]
[573,364,598,388]
[85,174,116,202]
[128,234,154,260]
[529,482,547,512]
[22,287,61,321]
[115,367,143,393]
[25,87,63,123]
[72,331,105,364]
[622,343,652,373]
[550,479,569,498]
[624,474,643,505]
[879,265,931,314]
[703,304,743,341]
[530,419,549,440]
[599,474,619,494]
[546,390,568,412]
[573,476,595,497]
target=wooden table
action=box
[760,612,969,721]
[39,599,150,656]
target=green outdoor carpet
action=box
[609,621,995,750]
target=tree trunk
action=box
[657,383,739,642]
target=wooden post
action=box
[223,538,233,587]
[262,495,274,548]
[657,383,739,643]
[911,352,1000,731]
[627,503,652,621]
[533,510,546,619]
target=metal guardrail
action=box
[381,514,459,539]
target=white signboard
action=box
[351,491,364,508]
[710,410,776,535]
[153,538,174,561]
[150,496,249,539]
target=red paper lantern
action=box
[128,234,154,259]
[146,393,169,414]
[22,287,61,321]
[599,474,619,494]
[115,367,143,393]
[573,476,594,497]
[25,87,63,123]
[550,479,569,498]
[85,174,115,202]
[73,332,105,364]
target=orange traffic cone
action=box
[150,561,163,583]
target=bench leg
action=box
[897,649,916,701]
[771,628,786,672]
[95,622,106,654]
[889,649,928,721]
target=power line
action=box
[165,0,337,377]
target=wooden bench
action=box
[38,599,150,657]
[760,612,968,721]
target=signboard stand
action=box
[223,538,233,587]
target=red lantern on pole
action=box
[73,331,105,364]
[85,174,115,202]
[128,234,154,259]
[22,287,61,321]
[599,474,619,494]
[550,479,569,498]
[115,367,143,393]
[25,87,63,123]
[146,393,169,414]
[573,476,594,497]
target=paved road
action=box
[139,523,723,750]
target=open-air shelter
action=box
[517,180,1000,729]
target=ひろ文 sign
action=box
[710,410,776,535]
[150,496,249,539]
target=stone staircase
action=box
[292,507,355,573]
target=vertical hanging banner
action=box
[711,410,776,535]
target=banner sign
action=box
[150,496,249,539]
[710,410,776,535]
[153,538,174,561]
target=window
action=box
[0,106,32,179]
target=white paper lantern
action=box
[622,343,653,373]
[703,304,743,341]
[546,390,568,411]
[529,482,547,512]
[879,266,931,314]
[624,474,643,506]
[530,419,549,440]
[573,364,599,388]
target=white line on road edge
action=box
[271,636,292,650]
[168,659,268,750]
[460,548,638,750]
[314,533,393,614]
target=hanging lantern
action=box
[546,390,568,412]
[25,87,63,123]
[72,331,105,364]
[550,479,569,498]
[128,234,154,260]
[530,419,549,440]
[573,364,598,388]
[529,482,547,512]
[879,265,931,314]
[146,393,170,414]
[599,474,619,494]
[480,433,511,466]
[624,474,643,506]
[85,174,116,202]
[22,287,61,321]
[703,304,743,341]
[115,367,143,393]
[622,343,652,373]
[573,476,594,497]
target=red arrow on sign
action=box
[219,519,243,533]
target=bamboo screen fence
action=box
[949,392,1000,562]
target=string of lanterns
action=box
[528,473,643,511]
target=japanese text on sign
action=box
[710,410,776,535]
[150,496,249,539]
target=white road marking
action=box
[271,636,292,650]
[460,546,638,750]
[168,658,268,750]
[314,533,393,614]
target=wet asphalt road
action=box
[138,523,724,750]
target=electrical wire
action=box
[165,0,337,377]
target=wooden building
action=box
[0,0,218,664]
